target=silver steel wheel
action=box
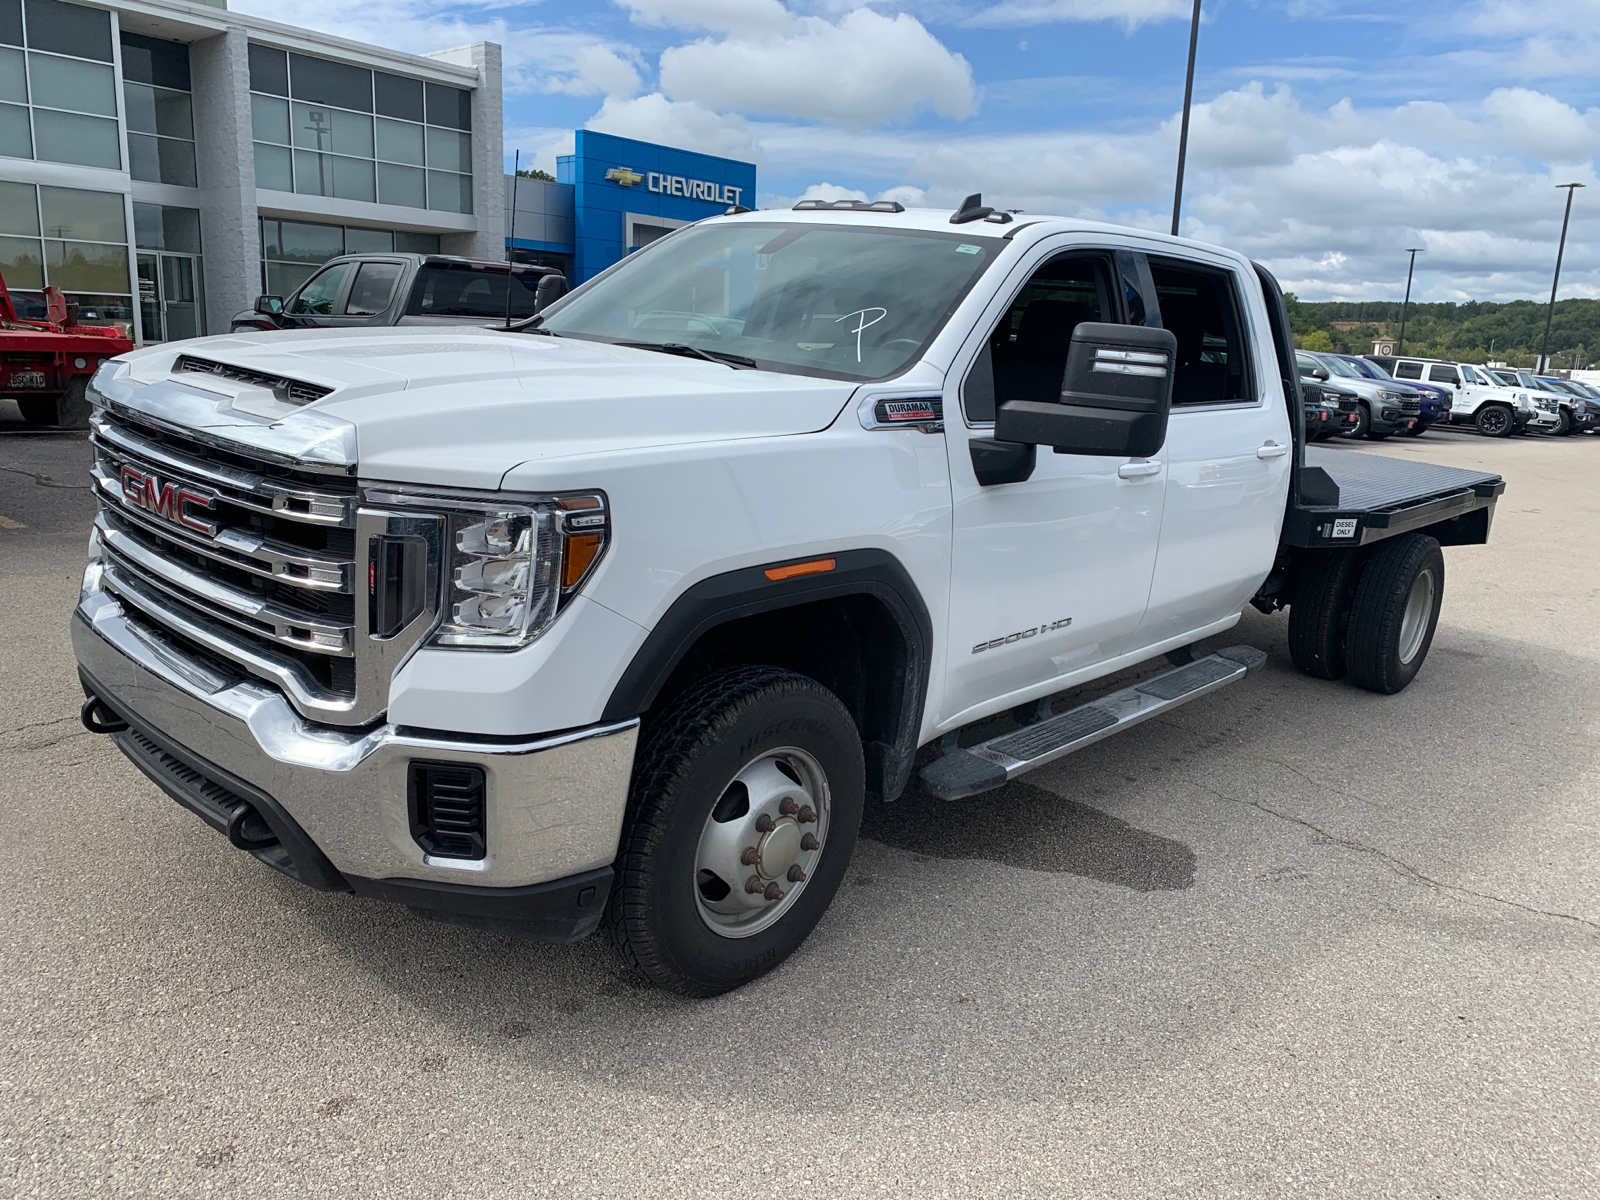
[1398,567,1436,665]
[693,747,831,939]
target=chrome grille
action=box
[173,354,333,406]
[86,407,425,725]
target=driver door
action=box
[939,245,1166,728]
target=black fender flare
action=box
[601,548,933,802]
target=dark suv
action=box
[231,254,566,333]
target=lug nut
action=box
[740,847,761,866]
[754,814,776,833]
[745,875,765,894]
[797,806,817,824]
[763,882,784,902]
[787,865,807,883]
[801,833,820,852]
[779,798,799,816]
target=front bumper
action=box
[72,574,639,941]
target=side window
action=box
[960,252,1112,423]
[287,263,350,315]
[1147,258,1253,406]
[1295,352,1320,377]
[1427,364,1459,385]
[406,266,540,318]
[1392,360,1423,379]
[343,261,402,316]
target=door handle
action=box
[1256,442,1290,459]
[1117,460,1162,479]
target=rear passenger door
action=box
[1136,252,1293,647]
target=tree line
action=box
[1285,295,1597,369]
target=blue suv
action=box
[1335,354,1448,434]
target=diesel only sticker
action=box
[973,617,1072,654]
[1331,518,1358,539]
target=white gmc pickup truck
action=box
[72,197,1504,995]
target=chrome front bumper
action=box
[72,570,638,892]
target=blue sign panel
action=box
[556,130,757,283]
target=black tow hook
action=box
[226,803,280,852]
[80,695,129,735]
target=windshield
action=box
[1342,356,1383,378]
[535,221,1000,381]
[1319,355,1362,378]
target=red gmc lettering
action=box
[119,464,216,535]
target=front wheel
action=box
[1346,534,1445,694]
[1475,404,1514,437]
[1342,403,1371,439]
[604,666,865,996]
[1554,409,1573,436]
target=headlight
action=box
[1378,389,1408,402]
[437,494,608,649]
[364,487,609,650]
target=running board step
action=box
[918,645,1268,801]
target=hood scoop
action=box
[174,354,334,407]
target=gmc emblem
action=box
[119,464,217,537]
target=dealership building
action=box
[0,0,757,346]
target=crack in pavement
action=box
[1200,781,1600,931]
[0,465,91,490]
[2,729,97,753]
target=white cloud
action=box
[657,9,977,124]
[963,0,1192,31]
[585,93,761,162]
[797,182,871,202]
[1482,88,1600,163]
[618,0,793,35]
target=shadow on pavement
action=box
[863,779,1196,891]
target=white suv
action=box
[1376,356,1552,437]
[1488,367,1581,436]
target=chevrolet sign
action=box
[604,166,644,187]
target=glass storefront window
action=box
[27,50,114,113]
[258,216,439,298]
[133,202,201,254]
[1,0,120,169]
[248,41,472,212]
[0,233,44,287]
[46,237,128,291]
[40,185,124,242]
[1,45,26,102]
[123,35,195,187]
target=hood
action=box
[114,327,857,488]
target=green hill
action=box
[1284,295,1597,369]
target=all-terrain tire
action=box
[1288,549,1363,680]
[603,665,864,996]
[1475,404,1514,438]
[1554,409,1573,436]
[1346,534,1445,695]
[1343,403,1371,439]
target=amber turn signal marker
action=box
[563,533,605,588]
[764,557,836,582]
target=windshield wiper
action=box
[616,341,757,369]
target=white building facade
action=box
[0,0,502,343]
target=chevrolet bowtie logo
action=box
[605,166,643,187]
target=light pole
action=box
[1397,248,1424,356]
[1170,0,1203,237]
[1538,183,1584,372]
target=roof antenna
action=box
[504,149,520,329]
[950,192,1009,224]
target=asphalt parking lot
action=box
[2,401,1596,1198]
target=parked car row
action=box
[1294,348,1596,441]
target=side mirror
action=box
[255,295,284,315]
[534,273,568,312]
[995,323,1178,458]
[1310,366,1329,381]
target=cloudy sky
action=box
[231,0,1600,303]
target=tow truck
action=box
[1,271,135,429]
